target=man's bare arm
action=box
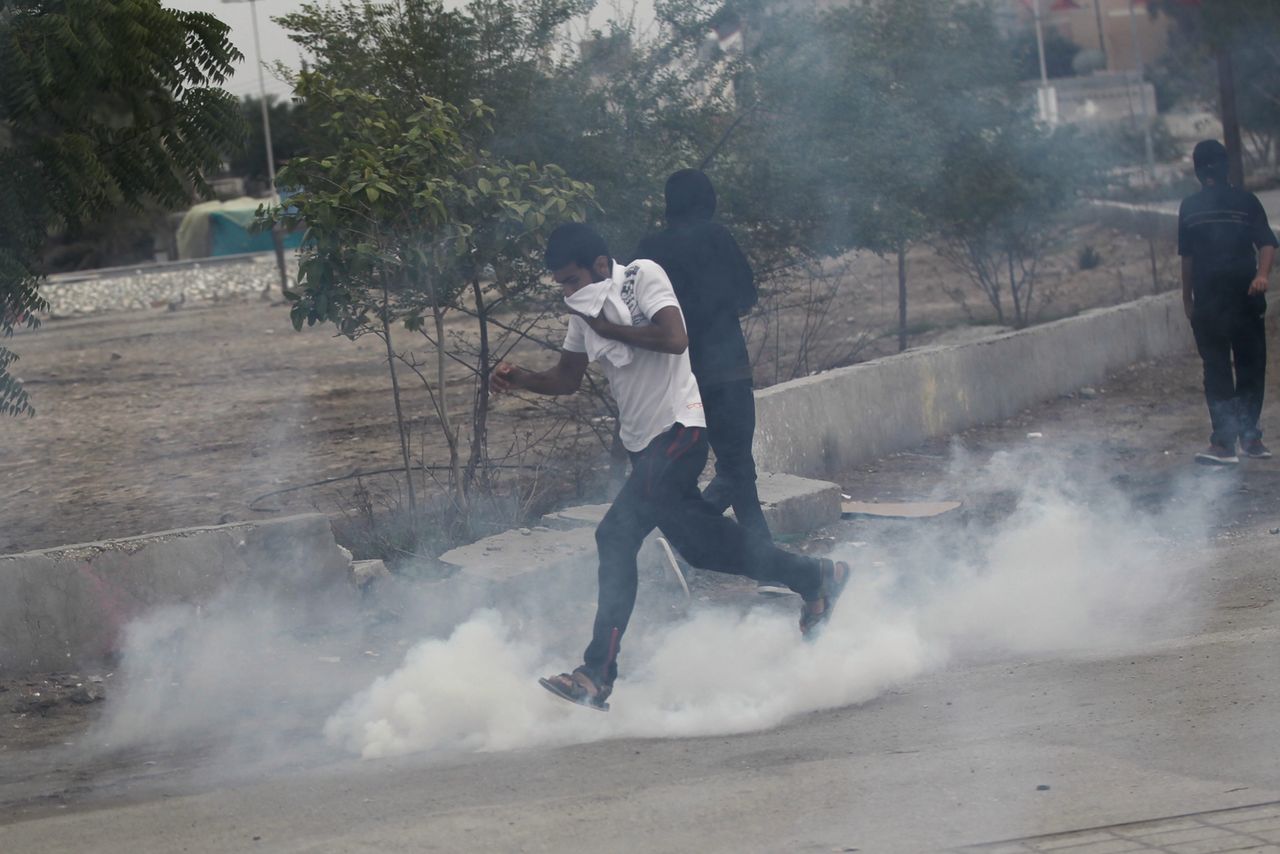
[578,306,688,355]
[1251,245,1275,296]
[491,351,588,396]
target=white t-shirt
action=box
[563,260,706,452]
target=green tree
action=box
[229,95,307,194]
[1150,0,1280,174]
[263,74,595,528]
[0,0,244,415]
[935,123,1098,328]
[725,0,1021,348]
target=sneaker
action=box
[1194,444,1239,465]
[799,559,852,638]
[1241,439,1273,459]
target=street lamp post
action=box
[1126,0,1161,293]
[222,0,288,295]
[222,0,276,193]
[1031,0,1058,126]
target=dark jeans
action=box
[1191,298,1267,448]
[583,424,823,685]
[699,379,772,541]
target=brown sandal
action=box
[538,667,612,711]
[800,559,852,639]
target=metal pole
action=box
[248,0,277,192]
[1127,0,1156,179]
[1032,0,1055,125]
[1217,49,1246,188]
[1091,0,1108,68]
[1033,0,1050,87]
[1127,0,1160,293]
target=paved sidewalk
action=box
[956,801,1280,853]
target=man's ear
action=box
[592,255,612,280]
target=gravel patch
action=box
[42,254,288,316]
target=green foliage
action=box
[0,0,244,415]
[1150,0,1280,168]
[1078,245,1102,271]
[936,123,1100,327]
[275,0,590,161]
[1007,24,1081,80]
[267,74,595,335]
[261,72,595,519]
[273,0,1106,351]
[228,95,308,194]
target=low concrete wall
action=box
[1093,200,1179,243]
[753,291,1193,478]
[0,514,351,675]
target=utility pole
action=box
[223,0,277,191]
[1031,0,1057,126]
[222,0,288,295]
[1127,0,1160,293]
[1217,49,1245,188]
[1091,0,1108,68]
[1127,0,1156,179]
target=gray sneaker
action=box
[1195,443,1239,465]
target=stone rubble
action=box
[42,254,287,317]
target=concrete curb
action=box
[436,474,843,601]
[539,474,841,536]
[0,514,351,675]
[753,291,1194,477]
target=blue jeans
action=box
[583,425,821,684]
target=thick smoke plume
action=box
[322,446,1219,759]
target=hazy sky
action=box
[169,0,659,102]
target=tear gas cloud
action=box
[89,444,1217,765]
[321,446,1218,759]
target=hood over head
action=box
[1193,139,1230,186]
[664,168,717,223]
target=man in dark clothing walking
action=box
[634,170,776,578]
[1178,139,1277,465]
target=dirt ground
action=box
[1,222,1177,556]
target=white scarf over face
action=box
[564,277,634,367]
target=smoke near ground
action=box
[322,446,1221,759]
[85,446,1221,769]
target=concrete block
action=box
[539,474,840,537]
[0,514,352,675]
[438,526,599,586]
[753,291,1195,477]
[350,559,390,590]
[745,472,842,535]
[540,504,611,530]
[436,526,601,615]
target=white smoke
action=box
[324,448,1218,759]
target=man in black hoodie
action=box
[634,169,776,565]
[1179,140,1277,465]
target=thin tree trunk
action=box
[1008,248,1023,328]
[1147,238,1160,294]
[380,274,417,512]
[433,302,463,508]
[897,244,908,352]
[466,277,491,493]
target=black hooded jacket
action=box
[633,169,757,386]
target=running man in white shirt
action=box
[491,223,851,711]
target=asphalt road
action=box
[0,515,1276,853]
